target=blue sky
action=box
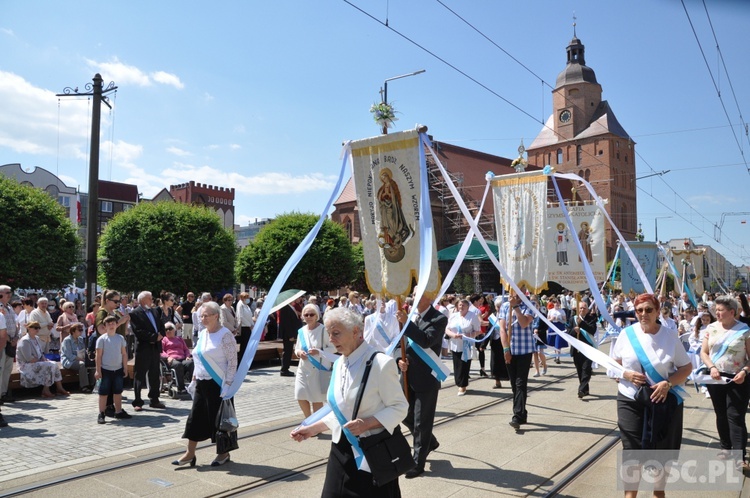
[1,1,749,267]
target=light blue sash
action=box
[710,326,750,365]
[297,327,330,372]
[625,326,686,404]
[327,359,366,470]
[193,333,222,387]
[407,337,449,382]
[458,325,472,361]
[376,321,391,346]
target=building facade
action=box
[527,34,637,260]
[170,181,235,229]
[0,163,78,226]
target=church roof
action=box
[528,100,632,150]
[555,62,598,87]
[334,176,356,205]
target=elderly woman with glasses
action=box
[700,295,750,470]
[293,303,334,418]
[61,323,95,392]
[173,301,237,468]
[291,307,407,497]
[161,321,193,394]
[610,293,692,498]
[16,321,70,397]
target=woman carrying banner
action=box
[294,303,333,418]
[610,293,692,497]
[290,307,407,497]
[700,296,750,470]
[445,299,481,396]
[173,301,237,468]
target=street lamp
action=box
[654,216,672,243]
[379,69,426,134]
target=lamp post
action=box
[654,216,672,243]
[379,69,426,134]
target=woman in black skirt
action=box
[290,307,408,497]
[172,301,238,468]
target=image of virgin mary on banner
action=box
[350,129,440,297]
[492,172,548,293]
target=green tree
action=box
[453,273,475,295]
[98,201,236,295]
[236,212,355,292]
[0,176,79,289]
[349,242,367,292]
[735,278,746,292]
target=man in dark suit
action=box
[568,299,599,399]
[396,294,448,478]
[129,291,166,410]
[277,300,301,377]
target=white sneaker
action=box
[542,367,547,375]
[533,372,540,377]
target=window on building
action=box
[556,148,563,164]
[576,145,582,166]
[345,218,352,241]
[101,201,113,213]
[616,152,620,160]
[123,204,132,211]
[58,196,70,207]
[624,155,628,164]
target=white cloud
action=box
[151,71,184,89]
[86,58,184,89]
[166,146,192,157]
[686,194,738,205]
[58,174,81,189]
[0,70,90,157]
[1,28,14,36]
[162,163,337,196]
[229,144,241,150]
[203,92,214,102]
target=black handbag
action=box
[4,342,16,358]
[215,398,239,453]
[352,352,416,487]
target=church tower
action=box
[527,31,637,260]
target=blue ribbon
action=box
[407,337,448,382]
[193,333,222,387]
[624,326,686,403]
[297,327,330,372]
[327,359,366,470]
[610,244,620,289]
[710,327,750,365]
[222,142,351,400]
[375,322,391,346]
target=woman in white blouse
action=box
[294,303,333,418]
[173,301,237,468]
[290,307,407,497]
[445,299,481,396]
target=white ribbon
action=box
[223,142,351,399]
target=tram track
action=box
[2,370,582,498]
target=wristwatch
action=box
[666,380,673,389]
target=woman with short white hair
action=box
[293,303,333,418]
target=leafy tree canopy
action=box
[236,212,355,292]
[0,176,79,289]
[98,201,236,295]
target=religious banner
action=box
[492,173,548,293]
[621,241,658,294]
[671,247,705,296]
[544,203,606,291]
[350,130,440,297]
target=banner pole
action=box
[397,295,409,401]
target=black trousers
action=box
[133,346,161,406]
[707,379,750,459]
[476,334,486,370]
[489,337,509,380]
[238,326,252,362]
[402,387,439,469]
[281,336,295,371]
[506,353,532,421]
[617,392,684,450]
[183,379,222,445]
[451,352,471,388]
[572,349,592,395]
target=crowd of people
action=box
[2,281,750,496]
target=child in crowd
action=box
[95,315,131,424]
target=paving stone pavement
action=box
[0,365,301,484]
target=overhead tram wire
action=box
[342,0,749,263]
[702,0,750,152]
[681,0,750,176]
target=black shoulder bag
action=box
[352,352,416,487]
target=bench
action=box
[9,340,296,390]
